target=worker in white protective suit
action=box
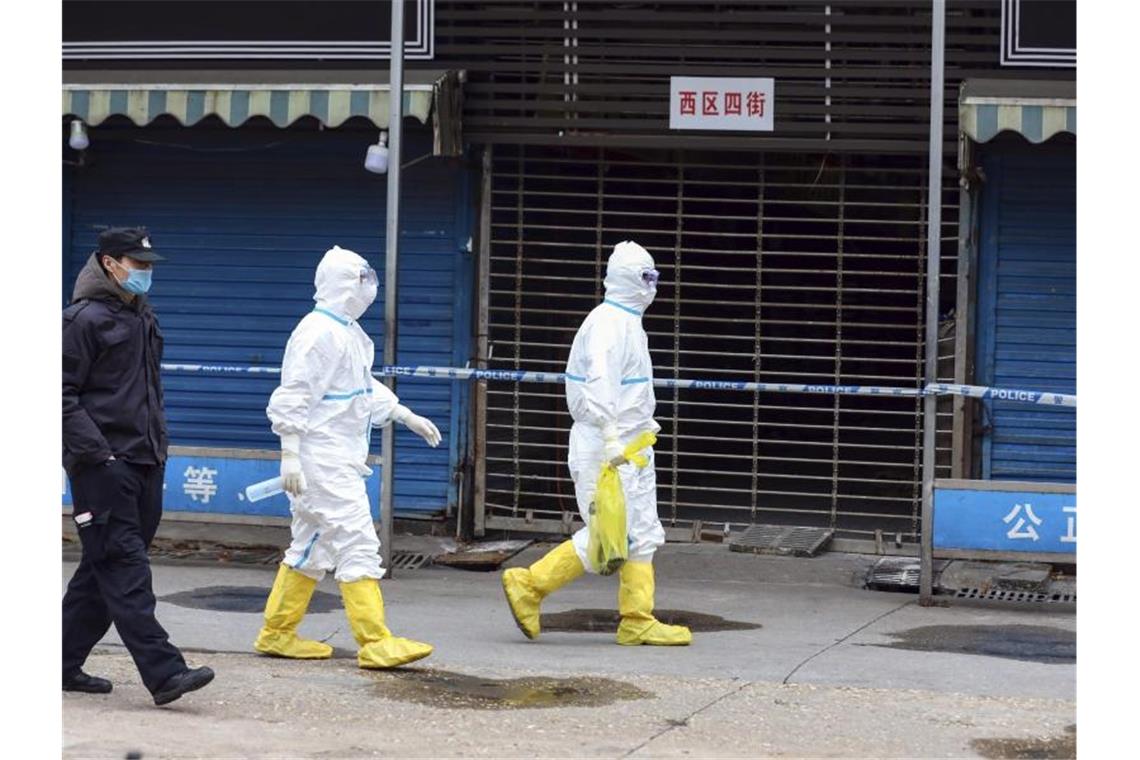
[255,245,442,669]
[502,241,692,646]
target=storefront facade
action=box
[953,79,1076,484]
[62,66,475,522]
[61,1,1076,550]
[433,1,1075,551]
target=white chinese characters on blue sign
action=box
[1003,503,1043,540]
[183,465,219,504]
[64,455,383,520]
[934,486,1076,553]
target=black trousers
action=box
[62,461,186,694]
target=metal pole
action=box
[919,0,946,605]
[381,0,405,577]
[473,145,492,537]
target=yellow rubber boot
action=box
[501,540,585,639]
[254,564,334,659]
[616,561,692,646]
[338,578,433,669]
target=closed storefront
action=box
[62,73,474,519]
[479,144,958,547]
[60,1,1077,547]
[432,0,1075,550]
[958,81,1076,484]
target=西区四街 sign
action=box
[669,76,774,131]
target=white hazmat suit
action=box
[565,240,666,567]
[501,241,691,646]
[255,245,438,669]
[267,245,438,582]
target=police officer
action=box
[62,227,214,706]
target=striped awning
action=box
[62,69,462,130]
[64,84,434,129]
[959,79,1075,144]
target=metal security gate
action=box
[976,140,1076,482]
[65,123,473,517]
[480,145,956,547]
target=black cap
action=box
[97,227,165,262]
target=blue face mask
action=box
[109,259,153,295]
[121,268,152,295]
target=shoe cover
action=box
[255,630,334,659]
[357,636,434,669]
[616,617,692,646]
[501,568,542,639]
[616,560,692,646]
[339,577,433,669]
[501,540,584,640]
[254,564,333,659]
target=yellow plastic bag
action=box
[586,431,657,575]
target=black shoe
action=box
[63,671,112,694]
[152,666,215,706]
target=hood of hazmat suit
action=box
[265,245,401,582]
[563,241,666,571]
[315,244,379,322]
[602,240,657,314]
[565,240,659,438]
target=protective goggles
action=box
[359,265,378,287]
[641,268,660,288]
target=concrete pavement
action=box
[61,541,1076,758]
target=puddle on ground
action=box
[368,669,650,710]
[161,585,343,614]
[869,625,1074,664]
[541,608,760,633]
[971,724,1076,759]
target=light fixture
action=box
[69,119,90,151]
[364,130,389,174]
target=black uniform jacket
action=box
[62,254,168,474]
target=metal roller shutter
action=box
[64,122,473,515]
[976,140,1076,483]
[434,0,1050,155]
[483,144,957,544]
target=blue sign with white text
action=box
[63,455,383,520]
[933,485,1076,554]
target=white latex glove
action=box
[603,423,625,467]
[280,433,306,496]
[393,404,443,448]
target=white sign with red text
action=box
[669,76,775,131]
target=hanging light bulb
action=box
[69,120,90,151]
[364,130,389,174]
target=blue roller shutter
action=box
[976,140,1075,482]
[63,123,473,515]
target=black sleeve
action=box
[62,306,113,465]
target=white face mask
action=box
[359,279,378,310]
[344,269,378,320]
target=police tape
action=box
[159,363,1076,407]
[924,383,1076,408]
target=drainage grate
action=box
[728,525,833,557]
[954,588,1076,605]
[389,551,432,571]
[865,557,921,591]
